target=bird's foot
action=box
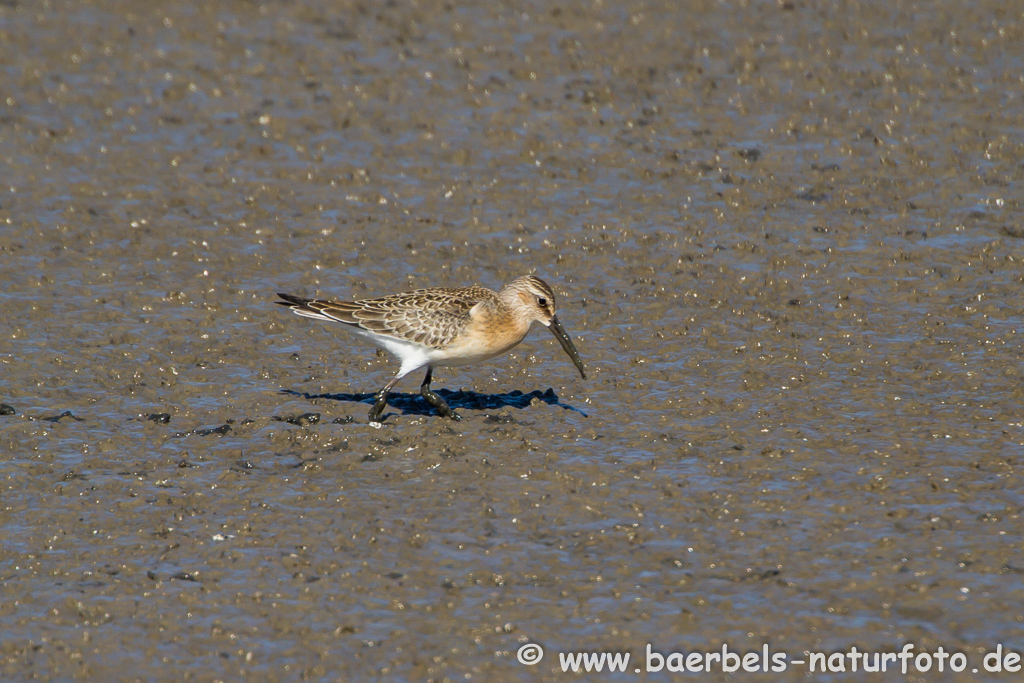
[368,390,390,424]
[421,388,460,420]
[438,406,462,421]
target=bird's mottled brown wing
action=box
[276,286,495,349]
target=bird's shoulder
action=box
[318,285,498,348]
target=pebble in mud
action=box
[0,404,15,415]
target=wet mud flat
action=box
[2,0,1024,680]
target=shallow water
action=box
[2,0,1024,681]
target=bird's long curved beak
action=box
[547,315,587,379]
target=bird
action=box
[275,275,586,423]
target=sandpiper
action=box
[275,275,586,423]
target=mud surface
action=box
[2,1,1024,681]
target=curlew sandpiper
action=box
[276,275,586,423]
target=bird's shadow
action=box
[279,387,587,418]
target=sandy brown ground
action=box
[1,0,1023,681]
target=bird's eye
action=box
[538,297,548,307]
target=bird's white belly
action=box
[339,319,527,377]
[432,347,505,368]
[342,326,434,378]
[431,332,522,368]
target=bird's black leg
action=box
[368,374,403,423]
[420,367,461,421]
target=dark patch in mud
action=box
[172,424,232,438]
[273,412,321,426]
[280,387,586,417]
[42,411,84,423]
